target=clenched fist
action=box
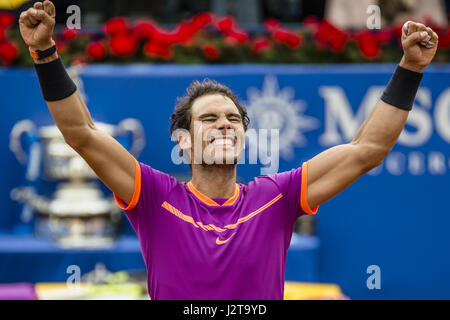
[19,0,56,51]
[400,21,439,73]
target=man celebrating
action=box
[19,1,438,299]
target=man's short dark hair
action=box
[169,78,250,135]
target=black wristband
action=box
[29,45,57,60]
[34,57,77,101]
[380,65,423,111]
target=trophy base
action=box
[56,235,116,249]
[34,212,121,249]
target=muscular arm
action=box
[46,80,136,204]
[20,1,135,204]
[305,21,439,209]
[307,100,407,208]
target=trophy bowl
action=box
[10,118,145,181]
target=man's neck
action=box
[190,164,237,199]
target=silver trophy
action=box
[10,118,145,248]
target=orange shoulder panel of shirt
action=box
[114,157,141,211]
[300,161,319,215]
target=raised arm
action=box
[306,21,438,209]
[19,0,136,204]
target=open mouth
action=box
[209,135,237,147]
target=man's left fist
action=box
[400,21,438,73]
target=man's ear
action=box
[177,129,192,151]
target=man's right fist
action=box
[19,0,56,51]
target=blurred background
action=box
[0,0,449,300]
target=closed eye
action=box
[227,113,242,123]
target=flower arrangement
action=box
[1,11,449,66]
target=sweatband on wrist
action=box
[34,57,77,101]
[380,65,423,111]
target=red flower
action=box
[144,40,172,59]
[225,28,249,44]
[0,27,5,43]
[132,19,157,40]
[289,34,302,48]
[252,37,271,54]
[0,41,18,65]
[148,27,167,44]
[0,12,15,28]
[273,28,302,48]
[61,27,78,41]
[202,43,220,60]
[263,18,281,32]
[315,20,348,52]
[273,29,289,42]
[356,32,380,58]
[216,16,236,33]
[302,16,319,26]
[171,22,197,44]
[438,31,450,48]
[55,41,67,54]
[392,22,405,38]
[136,20,198,46]
[109,34,137,57]
[191,12,214,29]
[103,17,129,36]
[376,30,393,44]
[302,16,319,33]
[87,41,106,60]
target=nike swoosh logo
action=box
[161,193,283,246]
[216,233,236,245]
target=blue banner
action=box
[1,64,449,299]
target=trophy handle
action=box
[9,119,37,165]
[116,118,146,158]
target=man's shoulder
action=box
[243,173,282,194]
[138,161,184,192]
[243,167,303,194]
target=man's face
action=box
[184,94,245,165]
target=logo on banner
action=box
[246,75,319,160]
[245,76,450,176]
[319,86,450,176]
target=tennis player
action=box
[19,1,438,299]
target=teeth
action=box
[212,137,234,146]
